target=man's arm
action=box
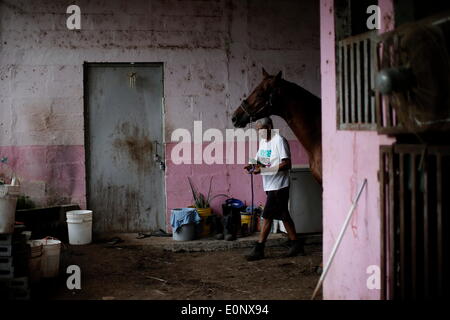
[258,158,290,174]
[278,158,292,171]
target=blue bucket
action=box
[225,198,244,209]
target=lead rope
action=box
[249,116,255,233]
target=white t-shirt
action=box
[253,133,291,191]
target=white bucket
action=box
[173,223,195,241]
[39,238,61,278]
[0,185,20,234]
[27,240,43,283]
[66,210,92,245]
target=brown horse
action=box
[231,68,322,184]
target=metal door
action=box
[380,144,450,300]
[86,63,165,233]
[289,168,323,233]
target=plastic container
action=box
[172,223,196,241]
[66,210,93,245]
[241,213,253,227]
[196,208,212,237]
[225,198,244,209]
[27,240,43,283]
[241,212,254,235]
[271,220,286,233]
[0,185,20,234]
[39,238,61,278]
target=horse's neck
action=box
[276,82,321,155]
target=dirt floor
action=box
[32,239,322,300]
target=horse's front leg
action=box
[309,150,323,186]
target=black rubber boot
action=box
[286,239,305,257]
[245,242,265,261]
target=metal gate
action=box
[85,63,166,233]
[380,144,450,299]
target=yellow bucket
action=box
[196,207,212,238]
[241,213,253,227]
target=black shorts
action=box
[262,186,291,221]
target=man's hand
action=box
[252,166,261,175]
[278,158,291,172]
[244,164,261,175]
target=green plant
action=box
[187,176,229,209]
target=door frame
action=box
[82,62,166,232]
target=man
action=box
[244,117,304,261]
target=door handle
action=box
[153,140,165,170]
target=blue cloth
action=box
[171,208,201,232]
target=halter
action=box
[239,91,275,119]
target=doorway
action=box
[85,63,165,233]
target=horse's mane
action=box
[280,79,320,101]
[278,79,321,119]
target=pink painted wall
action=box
[164,139,309,232]
[320,0,395,299]
[0,145,86,208]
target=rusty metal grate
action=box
[375,32,406,134]
[380,144,450,299]
[337,31,378,130]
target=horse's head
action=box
[231,68,283,128]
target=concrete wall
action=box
[0,0,320,230]
[320,0,395,300]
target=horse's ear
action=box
[262,68,269,78]
[275,71,282,81]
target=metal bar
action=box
[399,153,406,299]
[385,39,392,127]
[375,41,384,129]
[391,36,399,128]
[370,37,376,124]
[388,148,396,299]
[423,154,430,299]
[311,179,368,300]
[339,30,377,45]
[364,39,369,124]
[356,40,362,123]
[385,98,393,127]
[411,154,417,299]
[380,148,387,300]
[436,154,443,297]
[350,43,355,123]
[339,43,344,126]
[338,123,377,131]
[344,44,349,125]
